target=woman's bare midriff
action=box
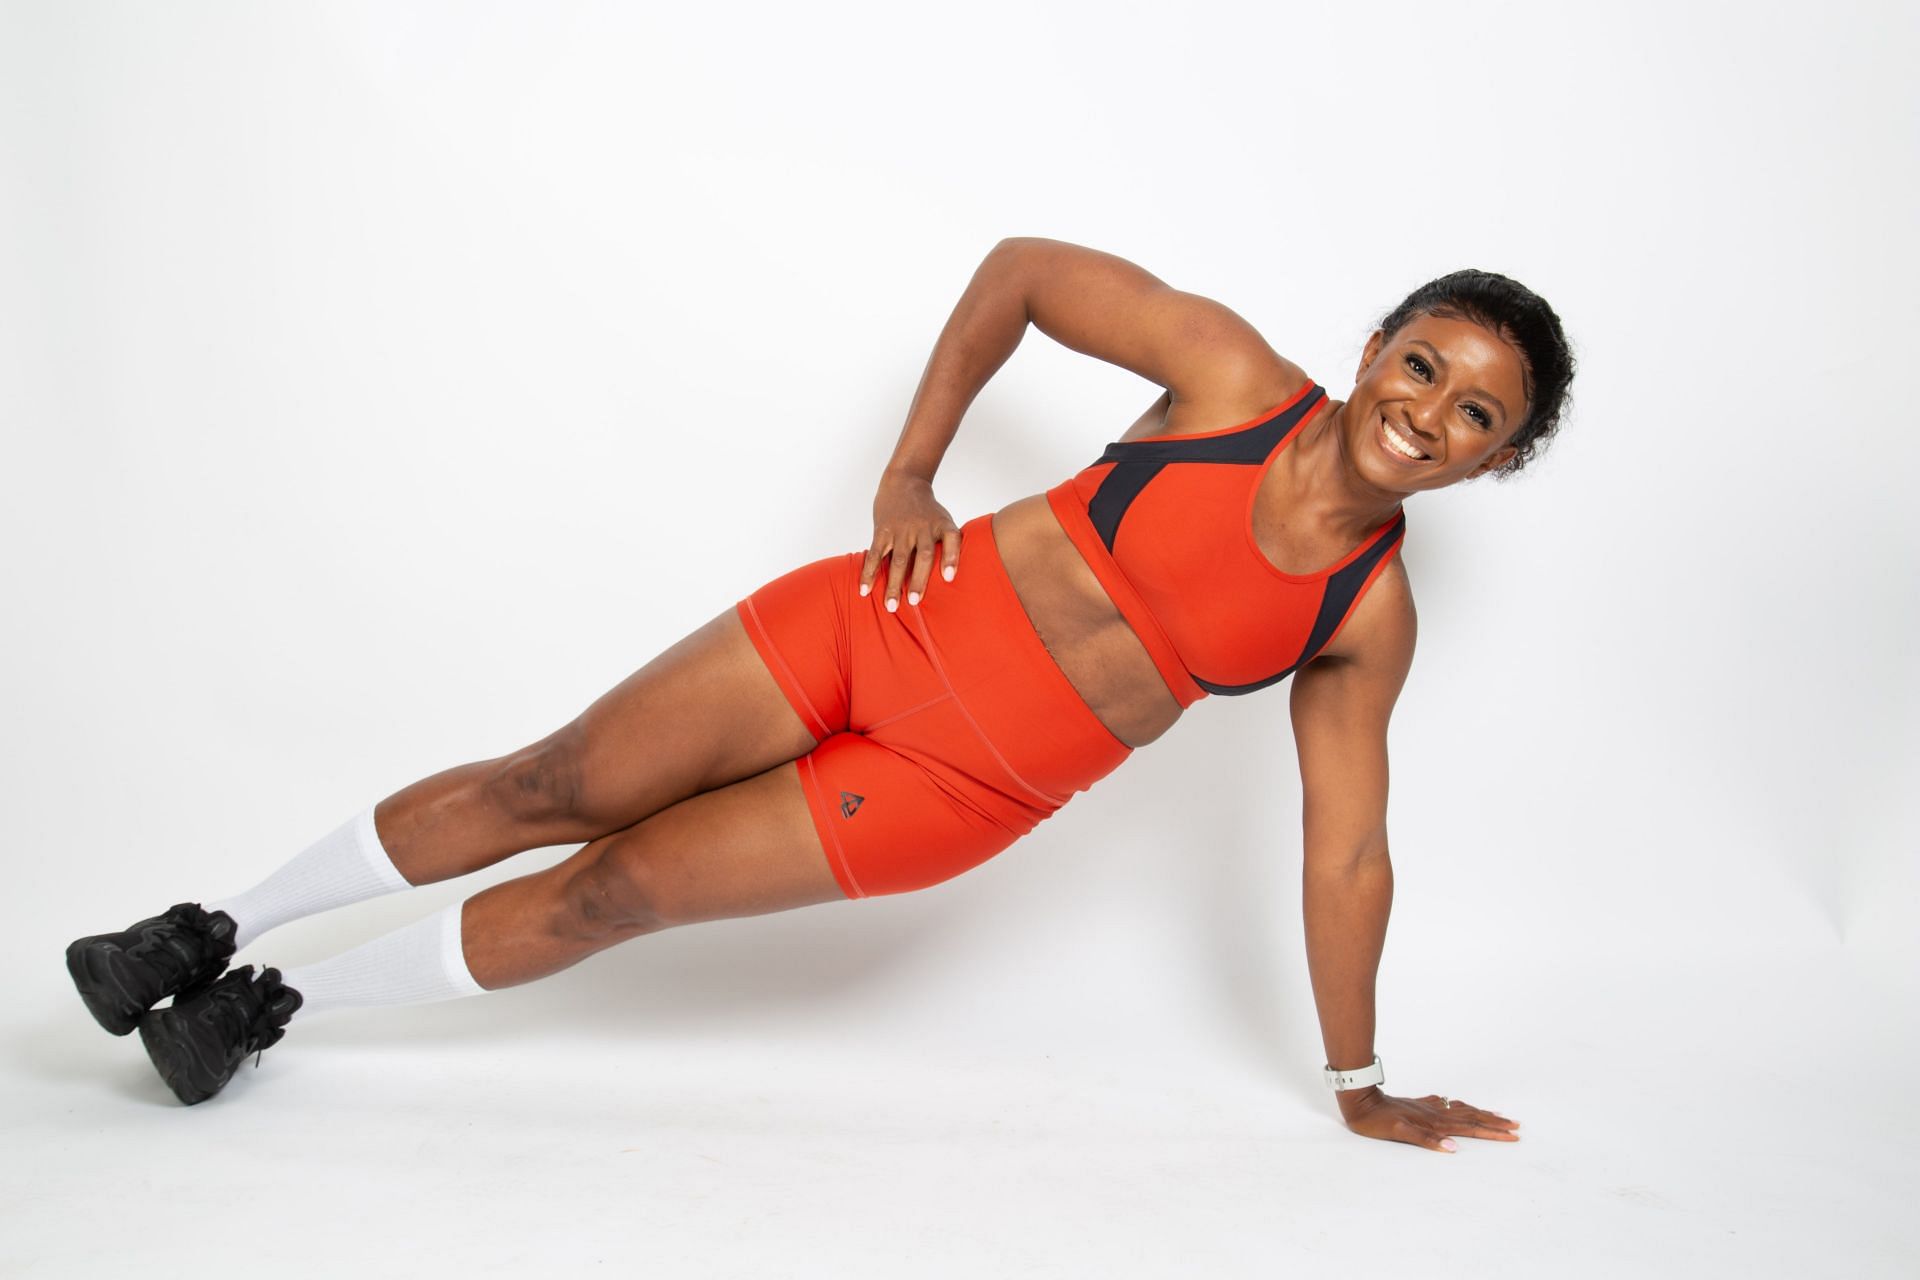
[990,494,1183,750]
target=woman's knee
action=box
[557,841,672,939]
[487,729,588,826]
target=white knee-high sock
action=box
[275,900,487,1020]
[205,805,414,950]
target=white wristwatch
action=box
[1324,1054,1385,1091]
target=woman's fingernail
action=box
[859,583,870,597]
[942,565,955,581]
[908,590,920,606]
[1440,1138,1457,1151]
[886,597,897,612]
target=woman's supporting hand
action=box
[1338,1087,1521,1153]
[863,471,962,611]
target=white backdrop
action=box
[4,2,1915,1276]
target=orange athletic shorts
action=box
[736,511,1134,899]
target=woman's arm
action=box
[863,237,1285,607]
[1287,565,1415,1115]
[1288,564,1521,1152]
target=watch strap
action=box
[1323,1054,1385,1091]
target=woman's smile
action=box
[1378,411,1432,464]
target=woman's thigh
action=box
[575,728,1026,925]
[537,604,824,835]
[464,756,843,987]
[570,757,847,929]
[551,733,1021,941]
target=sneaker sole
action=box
[137,1009,227,1106]
[65,940,144,1037]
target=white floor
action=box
[8,907,1915,1278]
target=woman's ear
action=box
[1466,443,1520,479]
[1354,329,1385,382]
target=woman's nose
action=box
[1408,399,1444,441]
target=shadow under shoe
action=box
[137,964,304,1106]
[65,902,240,1036]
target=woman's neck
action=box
[1279,397,1411,538]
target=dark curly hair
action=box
[1376,269,1576,479]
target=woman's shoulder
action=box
[1119,351,1318,444]
[1200,348,1318,423]
[1319,551,1417,670]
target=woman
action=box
[67,237,1572,1152]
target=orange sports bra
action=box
[1044,380,1406,710]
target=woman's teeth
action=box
[1382,415,1429,460]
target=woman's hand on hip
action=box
[1338,1088,1521,1153]
[864,471,961,611]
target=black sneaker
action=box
[65,902,240,1036]
[137,964,304,1106]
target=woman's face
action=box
[1345,312,1531,492]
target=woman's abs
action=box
[990,494,1183,749]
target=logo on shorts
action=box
[839,790,865,819]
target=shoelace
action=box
[123,907,218,995]
[195,967,285,1071]
[247,972,295,1070]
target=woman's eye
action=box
[1405,353,1488,426]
